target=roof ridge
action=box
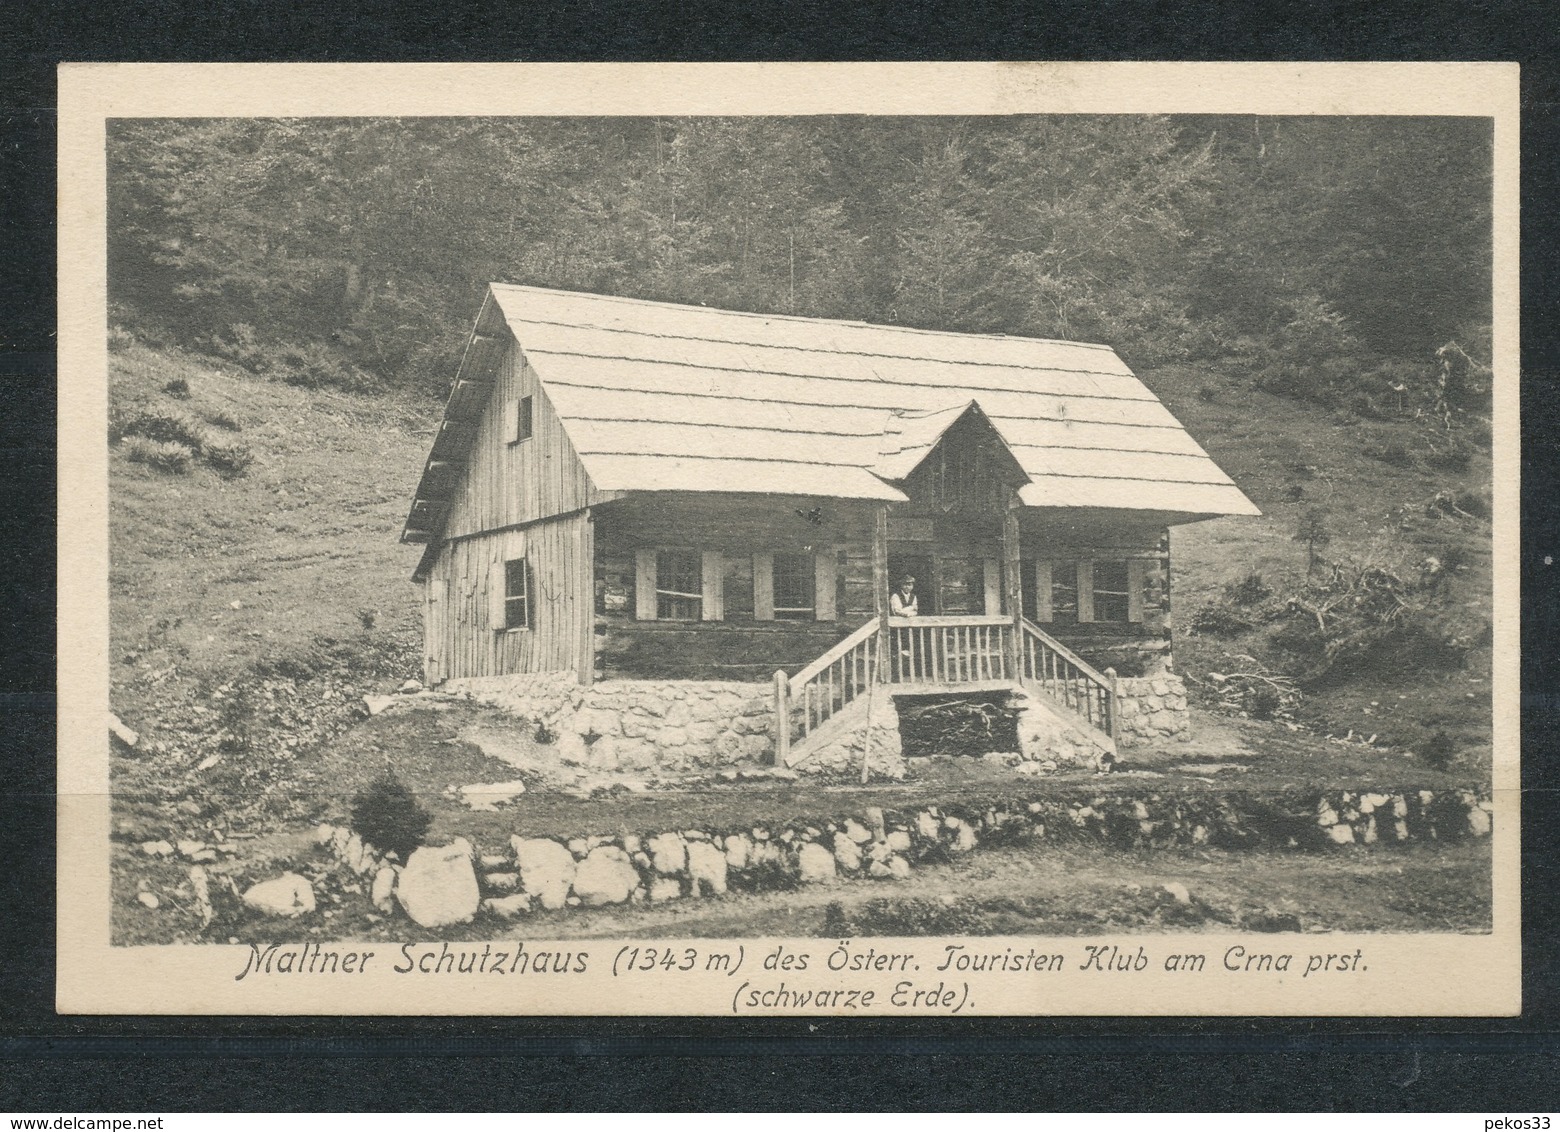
[541,382,1188,428]
[528,351,1159,404]
[489,282,1117,352]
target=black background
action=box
[3,0,1559,1111]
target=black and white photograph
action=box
[57,63,1519,1014]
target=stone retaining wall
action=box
[446,673,776,772]
[319,784,1494,928]
[443,668,1188,772]
[1114,673,1190,747]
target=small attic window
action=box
[506,396,534,444]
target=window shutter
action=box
[1033,561,1053,622]
[1076,561,1095,623]
[634,549,658,621]
[982,558,1001,616]
[814,550,837,621]
[1127,559,1147,623]
[503,398,521,444]
[701,551,724,621]
[489,557,508,629]
[752,552,775,620]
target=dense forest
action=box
[107,114,1492,394]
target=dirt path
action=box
[414,839,1492,941]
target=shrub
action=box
[1418,729,1456,771]
[1277,295,1356,363]
[1257,363,1331,403]
[216,686,256,754]
[1424,442,1472,473]
[1365,441,1412,468]
[350,773,432,860]
[119,409,209,453]
[203,409,242,432]
[1190,604,1252,637]
[1313,622,1467,687]
[1196,384,1219,403]
[123,437,194,473]
[1293,508,1332,574]
[1267,618,1328,661]
[203,439,254,477]
[1282,483,1306,502]
[1225,572,1271,606]
[1456,490,1491,519]
[1243,683,1282,720]
[533,722,558,745]
[162,377,191,399]
[1348,392,1384,420]
[276,342,378,393]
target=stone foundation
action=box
[446,673,776,773]
[1013,692,1108,770]
[792,695,906,779]
[442,669,1190,772]
[1113,673,1190,747]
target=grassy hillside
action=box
[106,337,1494,792]
[1147,361,1493,763]
[109,338,431,812]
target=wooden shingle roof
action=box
[402,285,1258,545]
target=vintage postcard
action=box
[57,62,1520,1015]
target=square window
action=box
[1093,560,1130,622]
[772,552,815,620]
[656,550,702,620]
[504,558,531,630]
[1051,562,1079,625]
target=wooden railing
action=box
[1018,617,1118,743]
[773,616,881,765]
[774,613,1120,764]
[887,615,1015,685]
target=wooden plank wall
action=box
[442,339,598,540]
[423,511,594,682]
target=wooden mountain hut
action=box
[402,285,1257,766]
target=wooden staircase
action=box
[775,614,1119,767]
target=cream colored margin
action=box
[57,62,1521,1015]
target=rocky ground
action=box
[111,692,1493,946]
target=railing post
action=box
[773,669,790,767]
[1003,500,1023,679]
[1105,666,1120,746]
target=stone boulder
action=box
[512,836,577,911]
[647,832,688,875]
[371,866,398,912]
[797,841,837,884]
[572,846,640,906]
[397,839,480,927]
[242,872,316,918]
[483,894,532,919]
[458,780,527,811]
[833,833,862,873]
[686,840,728,896]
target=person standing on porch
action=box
[890,575,919,617]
